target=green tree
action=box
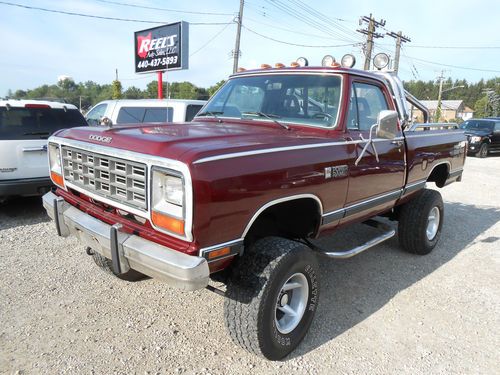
[111,80,123,99]
[474,95,489,118]
[123,86,145,99]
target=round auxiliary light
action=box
[341,54,356,68]
[373,53,390,70]
[296,57,309,67]
[321,55,336,67]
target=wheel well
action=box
[244,198,321,247]
[427,163,449,188]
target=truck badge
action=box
[325,165,348,179]
[89,134,112,143]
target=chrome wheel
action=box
[275,273,309,334]
[426,206,440,241]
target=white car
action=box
[0,100,87,201]
[85,99,206,126]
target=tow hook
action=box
[85,246,95,256]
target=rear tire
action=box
[477,143,488,158]
[398,189,444,255]
[224,237,319,360]
[92,251,146,282]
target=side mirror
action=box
[99,116,113,127]
[376,110,399,139]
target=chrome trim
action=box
[404,131,463,138]
[402,179,426,196]
[194,137,405,165]
[408,123,459,131]
[321,208,344,225]
[48,136,194,242]
[22,146,47,152]
[241,194,324,238]
[42,192,208,290]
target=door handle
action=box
[391,140,404,147]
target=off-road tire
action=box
[398,189,444,255]
[477,143,488,158]
[92,251,146,281]
[224,237,320,360]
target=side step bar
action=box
[307,219,396,259]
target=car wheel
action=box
[398,189,444,255]
[224,237,319,360]
[477,143,488,158]
[92,251,146,281]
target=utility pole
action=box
[386,31,411,73]
[435,71,446,122]
[357,14,385,70]
[232,0,245,74]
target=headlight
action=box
[470,136,482,143]
[48,143,64,187]
[151,168,185,236]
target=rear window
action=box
[185,104,203,122]
[116,107,173,124]
[0,106,87,140]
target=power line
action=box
[242,25,357,48]
[401,54,500,73]
[191,23,233,57]
[0,1,232,25]
[94,0,234,16]
[395,45,500,49]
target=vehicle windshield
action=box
[460,120,494,132]
[198,74,342,128]
[0,106,88,140]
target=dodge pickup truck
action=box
[43,57,466,360]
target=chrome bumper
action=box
[42,191,209,291]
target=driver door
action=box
[341,80,405,223]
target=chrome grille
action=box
[61,146,147,211]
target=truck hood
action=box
[55,121,337,164]
[463,130,491,137]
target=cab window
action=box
[347,82,389,131]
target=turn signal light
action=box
[260,64,272,69]
[50,171,64,187]
[151,211,185,235]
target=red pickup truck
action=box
[43,62,466,360]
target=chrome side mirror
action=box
[376,110,399,139]
[99,116,113,127]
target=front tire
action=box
[224,237,319,360]
[398,189,444,255]
[477,143,488,158]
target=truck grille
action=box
[61,146,147,211]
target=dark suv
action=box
[460,118,500,157]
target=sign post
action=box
[134,21,189,99]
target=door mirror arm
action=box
[355,123,379,166]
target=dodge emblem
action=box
[89,134,112,143]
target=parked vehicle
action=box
[85,99,206,126]
[42,60,466,360]
[460,118,500,157]
[0,100,87,201]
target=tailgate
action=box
[0,139,49,180]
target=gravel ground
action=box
[1,156,499,374]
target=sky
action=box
[0,0,499,97]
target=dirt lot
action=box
[1,156,499,374]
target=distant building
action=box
[417,100,469,122]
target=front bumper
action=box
[42,191,209,290]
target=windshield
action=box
[460,120,494,132]
[0,106,87,140]
[198,74,342,128]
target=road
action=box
[1,155,499,374]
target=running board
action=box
[307,219,396,259]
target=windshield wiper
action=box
[23,131,50,138]
[196,111,223,118]
[241,111,290,130]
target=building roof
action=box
[420,100,464,111]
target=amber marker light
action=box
[151,211,185,235]
[237,67,246,72]
[50,171,64,187]
[290,62,300,67]
[208,247,231,260]
[260,64,272,69]
[275,63,285,68]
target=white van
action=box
[0,100,87,200]
[85,99,206,126]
